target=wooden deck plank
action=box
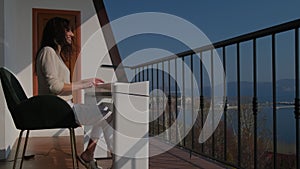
[0,136,225,169]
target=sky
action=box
[102,1,298,147]
[104,0,300,42]
[103,0,300,82]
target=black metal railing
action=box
[129,19,300,169]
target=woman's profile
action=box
[35,17,113,169]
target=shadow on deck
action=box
[0,136,226,169]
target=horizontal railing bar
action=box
[129,19,300,69]
[212,18,300,48]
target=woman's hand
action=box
[92,78,105,86]
[80,78,105,89]
[61,78,105,93]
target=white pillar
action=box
[113,82,149,169]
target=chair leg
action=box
[13,130,24,169]
[19,130,29,169]
[69,128,79,169]
[72,129,79,169]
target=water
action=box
[260,106,297,154]
[151,96,298,155]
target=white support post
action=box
[113,82,149,169]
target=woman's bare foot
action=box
[81,138,98,162]
[78,151,102,169]
[80,151,94,162]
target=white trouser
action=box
[67,101,113,151]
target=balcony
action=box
[129,18,300,169]
[1,19,299,169]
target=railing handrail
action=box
[129,18,300,69]
[135,18,300,169]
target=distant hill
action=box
[214,79,295,102]
[144,71,296,102]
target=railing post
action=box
[210,50,215,158]
[175,58,179,144]
[134,68,137,82]
[237,43,241,167]
[253,38,258,169]
[182,56,186,146]
[222,46,228,162]
[190,54,195,151]
[156,64,160,135]
[162,62,166,139]
[168,60,172,142]
[200,52,204,153]
[272,34,277,169]
[295,28,300,169]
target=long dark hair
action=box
[38,17,74,61]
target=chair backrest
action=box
[0,67,28,113]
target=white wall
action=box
[0,0,116,159]
[0,0,18,160]
[0,0,3,67]
[0,0,4,158]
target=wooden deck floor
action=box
[0,136,225,169]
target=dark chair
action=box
[0,67,80,169]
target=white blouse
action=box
[36,46,72,101]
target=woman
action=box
[36,17,112,169]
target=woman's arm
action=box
[38,47,105,95]
[59,78,104,94]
